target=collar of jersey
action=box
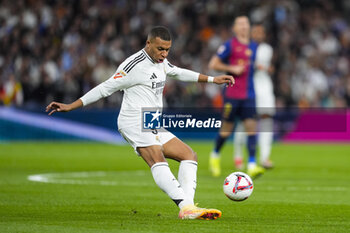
[142,49,156,64]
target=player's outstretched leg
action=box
[178,160,197,202]
[246,134,265,179]
[209,120,234,177]
[210,122,234,177]
[209,150,221,177]
[210,133,229,177]
[209,132,230,177]
[162,137,222,220]
[151,162,192,206]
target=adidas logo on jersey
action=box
[150,73,157,80]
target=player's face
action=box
[146,37,172,63]
[251,26,265,43]
[233,16,250,38]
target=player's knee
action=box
[183,149,197,162]
[191,151,198,162]
[244,119,257,133]
[245,125,256,135]
[219,130,231,138]
[260,114,271,119]
[137,146,166,167]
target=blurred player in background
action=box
[208,16,265,178]
[233,24,275,169]
[46,26,234,220]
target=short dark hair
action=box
[252,22,264,27]
[233,15,250,26]
[148,26,172,41]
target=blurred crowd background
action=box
[1,0,350,110]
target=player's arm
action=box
[256,64,274,75]
[208,40,244,75]
[46,81,113,116]
[165,60,234,86]
[255,44,274,73]
[176,69,234,86]
[47,66,135,116]
[46,99,83,116]
[46,78,119,115]
[208,55,244,75]
[198,74,234,86]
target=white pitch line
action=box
[27,170,151,186]
[261,186,348,192]
[27,171,349,192]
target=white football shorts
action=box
[254,75,276,116]
[118,126,176,155]
[255,90,276,115]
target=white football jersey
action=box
[80,49,199,129]
[254,43,275,113]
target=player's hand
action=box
[228,65,245,75]
[256,64,265,71]
[214,75,235,87]
[46,102,71,115]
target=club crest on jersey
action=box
[113,71,126,79]
[245,49,252,57]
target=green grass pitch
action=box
[1,141,349,233]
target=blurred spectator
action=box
[0,0,349,109]
[0,74,23,106]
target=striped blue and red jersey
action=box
[216,37,258,99]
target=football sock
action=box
[247,162,257,170]
[178,160,197,203]
[259,118,273,163]
[233,123,246,159]
[247,135,257,163]
[214,134,228,154]
[151,162,191,208]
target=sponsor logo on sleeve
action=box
[113,70,126,79]
[217,45,226,55]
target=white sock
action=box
[178,160,197,203]
[234,123,246,159]
[210,151,219,158]
[248,162,257,170]
[259,118,274,163]
[151,162,191,209]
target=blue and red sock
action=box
[247,135,257,163]
[214,134,228,153]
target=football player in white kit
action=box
[233,24,275,170]
[46,26,234,220]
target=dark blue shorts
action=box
[222,98,257,122]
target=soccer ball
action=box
[223,172,254,201]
